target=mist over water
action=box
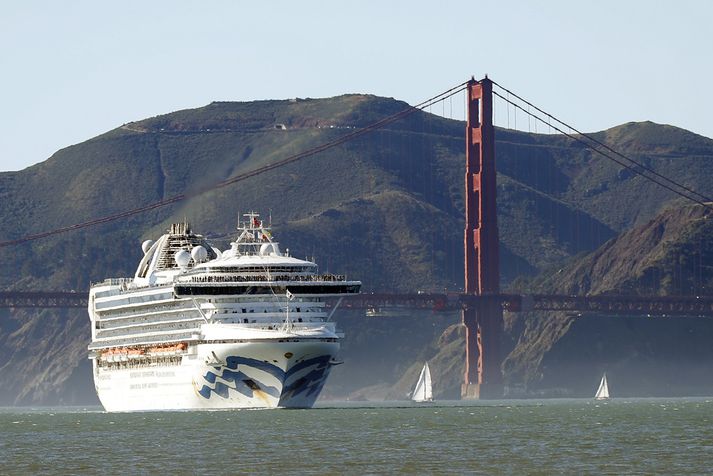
[2,399,711,474]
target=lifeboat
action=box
[103,348,117,363]
[117,348,129,362]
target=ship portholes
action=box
[284,352,293,359]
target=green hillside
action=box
[503,203,713,396]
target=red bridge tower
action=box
[462,76,503,399]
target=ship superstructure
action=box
[88,213,360,412]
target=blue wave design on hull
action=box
[197,356,285,400]
[197,367,280,400]
[197,354,334,405]
[285,355,330,379]
[279,355,332,407]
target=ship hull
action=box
[93,340,338,412]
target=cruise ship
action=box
[88,213,360,412]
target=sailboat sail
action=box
[594,373,610,400]
[412,362,433,402]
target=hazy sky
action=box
[1,0,711,172]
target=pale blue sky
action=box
[1,0,711,171]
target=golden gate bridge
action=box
[2,76,712,399]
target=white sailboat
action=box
[594,373,610,400]
[411,362,433,402]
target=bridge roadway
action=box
[2,291,713,317]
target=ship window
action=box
[242,309,246,313]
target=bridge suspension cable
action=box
[0,82,467,248]
[491,80,713,211]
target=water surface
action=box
[1,398,711,474]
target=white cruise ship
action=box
[88,213,360,412]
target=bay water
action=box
[2,398,712,474]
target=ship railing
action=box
[89,331,199,349]
[92,281,175,295]
[216,318,332,327]
[97,315,205,333]
[98,303,194,321]
[209,321,336,332]
[92,277,134,287]
[180,273,347,284]
[96,321,201,339]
